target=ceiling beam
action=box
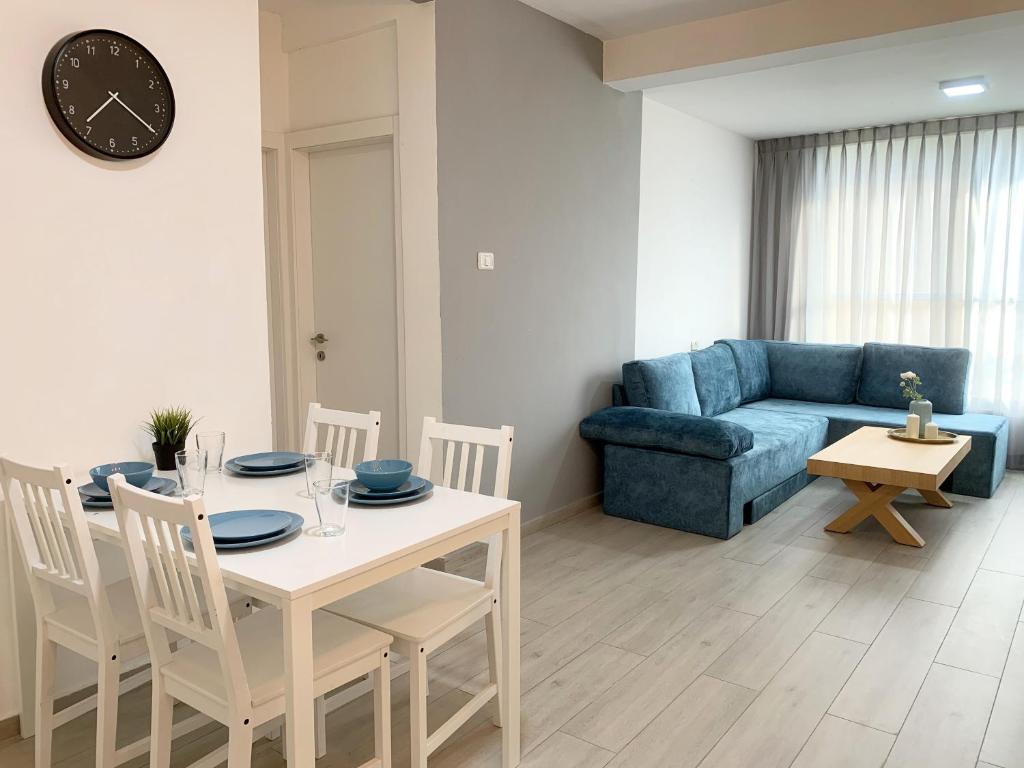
[604,0,1024,91]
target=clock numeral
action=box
[132,136,139,147]
[67,105,75,116]
[149,79,155,90]
[136,58,142,69]
[86,44,95,55]
[85,125,92,136]
[109,44,120,56]
[109,138,116,149]
[61,79,69,90]
[154,103,161,114]
[70,57,80,68]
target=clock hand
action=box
[86,91,118,123]
[108,90,157,134]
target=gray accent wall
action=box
[435,0,643,521]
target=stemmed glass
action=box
[175,449,208,497]
[302,451,333,499]
[312,479,350,537]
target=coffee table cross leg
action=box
[918,488,953,508]
[825,480,925,548]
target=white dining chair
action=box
[109,474,394,768]
[303,402,381,468]
[324,417,514,767]
[0,456,206,768]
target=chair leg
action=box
[35,628,56,768]
[227,722,254,768]
[409,647,428,768]
[314,695,327,759]
[485,601,505,728]
[150,680,174,768]
[374,651,392,768]
[96,657,121,768]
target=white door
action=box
[308,139,400,459]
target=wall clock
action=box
[42,29,174,160]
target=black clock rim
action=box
[42,29,176,161]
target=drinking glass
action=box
[302,451,333,499]
[312,479,349,537]
[175,449,208,497]
[195,431,226,473]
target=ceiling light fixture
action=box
[940,76,988,98]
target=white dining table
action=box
[83,468,522,767]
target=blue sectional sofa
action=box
[580,340,1008,540]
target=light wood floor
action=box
[4,472,1024,768]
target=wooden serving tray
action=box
[887,427,959,445]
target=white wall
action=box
[1,0,270,721]
[635,98,753,358]
[259,11,290,134]
[260,3,441,458]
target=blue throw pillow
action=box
[621,353,701,415]
[689,344,742,417]
[766,341,863,404]
[857,342,970,414]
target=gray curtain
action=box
[747,112,1024,467]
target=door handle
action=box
[310,332,328,345]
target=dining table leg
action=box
[501,509,521,768]
[283,593,316,767]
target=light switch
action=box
[690,340,701,351]
[477,252,495,271]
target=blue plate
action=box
[200,509,294,543]
[225,459,305,477]
[80,477,177,509]
[350,476,427,500]
[230,451,305,472]
[350,481,434,506]
[181,511,305,550]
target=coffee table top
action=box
[807,426,971,490]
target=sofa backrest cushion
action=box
[765,341,863,404]
[717,339,770,403]
[689,343,743,416]
[621,353,701,415]
[857,342,971,414]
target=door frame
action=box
[272,117,408,456]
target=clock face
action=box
[42,30,174,161]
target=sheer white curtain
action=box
[749,113,1024,467]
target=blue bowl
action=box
[89,461,155,493]
[355,459,413,492]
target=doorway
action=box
[307,139,400,458]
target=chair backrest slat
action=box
[302,403,381,469]
[110,476,251,708]
[0,457,117,650]
[415,418,515,590]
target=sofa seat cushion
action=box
[857,342,971,414]
[621,353,701,414]
[741,398,1008,497]
[690,343,742,417]
[718,339,770,403]
[741,398,1006,436]
[714,408,829,502]
[765,341,863,404]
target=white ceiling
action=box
[518,0,787,39]
[647,23,1024,139]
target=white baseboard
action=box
[521,491,602,536]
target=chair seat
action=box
[45,577,145,649]
[163,606,391,708]
[324,567,493,644]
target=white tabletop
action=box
[85,468,519,600]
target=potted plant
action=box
[899,371,931,437]
[144,406,199,470]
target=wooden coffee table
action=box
[807,426,972,547]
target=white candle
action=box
[906,413,920,438]
[925,422,939,439]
